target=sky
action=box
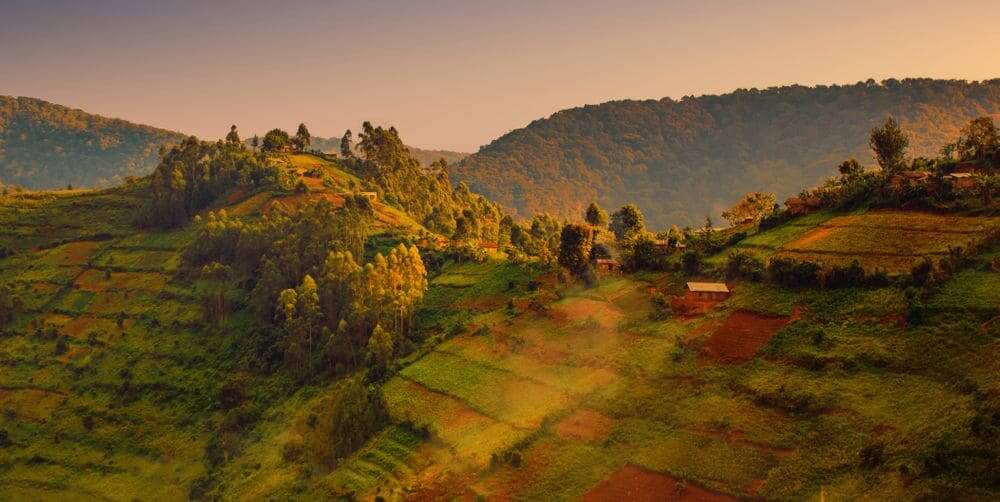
[2,0,1000,152]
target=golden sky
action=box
[2,0,999,151]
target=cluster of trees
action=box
[259,124,313,153]
[453,79,1000,227]
[184,197,427,382]
[339,121,505,244]
[785,114,1000,216]
[143,128,279,227]
[555,201,687,277]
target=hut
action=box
[945,172,976,190]
[684,282,730,301]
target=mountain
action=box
[0,96,186,189]
[453,78,1000,227]
[306,135,469,166]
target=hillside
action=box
[453,78,1000,226]
[4,181,1000,499]
[0,97,186,189]
[307,135,469,166]
[2,116,1000,500]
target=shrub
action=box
[725,250,764,281]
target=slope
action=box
[453,78,1000,226]
[0,97,186,189]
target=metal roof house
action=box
[685,282,731,301]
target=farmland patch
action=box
[702,311,792,363]
[583,464,736,502]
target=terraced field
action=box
[775,211,1000,273]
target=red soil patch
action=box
[701,311,791,363]
[583,465,736,502]
[222,187,249,205]
[455,294,505,311]
[554,409,614,442]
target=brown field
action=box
[701,311,791,363]
[554,409,615,442]
[61,315,125,341]
[583,464,736,502]
[0,387,65,422]
[37,240,103,266]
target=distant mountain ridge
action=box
[452,78,1000,227]
[306,135,469,166]
[0,96,186,189]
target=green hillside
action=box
[2,116,1000,501]
[0,97,186,189]
[453,78,1000,226]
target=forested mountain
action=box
[0,96,186,189]
[308,135,468,166]
[453,79,1000,227]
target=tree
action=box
[558,224,593,276]
[367,324,393,369]
[974,173,1000,206]
[293,123,311,152]
[340,129,354,158]
[957,117,999,162]
[339,129,354,158]
[837,158,864,180]
[251,134,259,152]
[721,192,775,226]
[585,202,608,229]
[225,125,241,147]
[262,128,290,152]
[869,117,909,174]
[610,204,645,240]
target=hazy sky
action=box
[2,0,999,152]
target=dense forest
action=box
[453,79,1000,226]
[0,97,186,189]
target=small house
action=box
[359,191,378,203]
[785,196,822,216]
[595,258,621,275]
[954,161,985,174]
[480,241,499,252]
[946,172,976,190]
[684,282,730,301]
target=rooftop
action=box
[686,282,729,293]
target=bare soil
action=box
[701,311,791,363]
[582,464,736,502]
[554,409,615,442]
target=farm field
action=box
[776,210,1000,273]
[319,246,996,501]
[3,172,1000,500]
